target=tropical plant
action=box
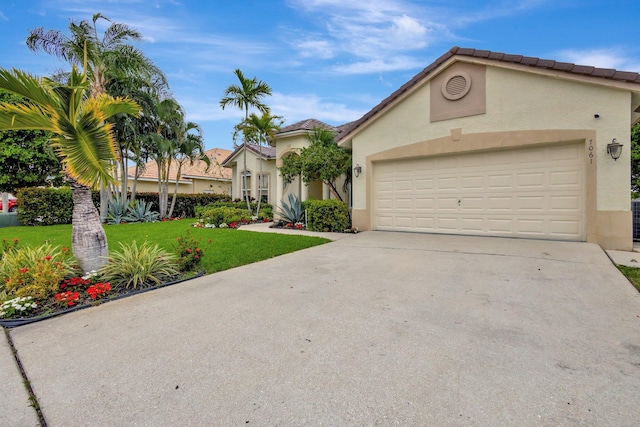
[220,69,272,213]
[99,241,180,289]
[106,196,127,224]
[27,13,167,219]
[277,193,305,224]
[0,62,140,272]
[234,111,283,216]
[0,89,61,192]
[0,244,78,299]
[123,199,160,223]
[174,232,204,272]
[168,119,209,218]
[279,127,352,202]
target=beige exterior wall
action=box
[348,61,634,250]
[132,179,230,195]
[275,133,349,209]
[227,148,277,204]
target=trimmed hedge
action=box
[195,201,273,226]
[302,199,350,232]
[17,188,232,226]
[17,187,73,226]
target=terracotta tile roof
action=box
[337,46,640,143]
[220,143,276,166]
[127,148,232,182]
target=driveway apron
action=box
[7,231,640,426]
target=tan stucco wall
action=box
[348,62,634,250]
[227,149,277,203]
[132,179,230,195]
[275,133,349,208]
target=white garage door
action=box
[374,143,585,240]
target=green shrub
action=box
[204,201,273,220]
[17,187,73,226]
[174,231,204,272]
[0,244,78,299]
[99,241,180,289]
[194,206,251,226]
[303,199,350,232]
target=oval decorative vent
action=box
[441,72,471,100]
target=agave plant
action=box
[106,197,127,224]
[276,193,304,224]
[123,200,160,223]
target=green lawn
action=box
[0,220,330,274]
[617,265,640,293]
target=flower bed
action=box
[0,271,204,328]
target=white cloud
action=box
[270,92,367,123]
[0,12,8,21]
[332,57,424,74]
[556,48,640,71]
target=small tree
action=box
[279,127,351,202]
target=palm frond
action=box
[0,68,60,108]
[0,102,58,132]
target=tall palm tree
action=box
[27,13,166,219]
[239,112,283,216]
[219,69,272,213]
[0,64,140,272]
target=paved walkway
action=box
[3,232,640,426]
[238,221,353,240]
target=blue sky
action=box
[1,0,639,151]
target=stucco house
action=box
[221,143,277,203]
[274,119,350,204]
[127,148,232,195]
[337,46,640,250]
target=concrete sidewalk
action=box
[5,232,640,426]
[0,331,39,426]
[238,221,353,240]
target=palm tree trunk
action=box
[256,142,263,217]
[70,179,108,272]
[243,143,252,214]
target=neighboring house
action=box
[127,148,232,195]
[221,143,277,203]
[336,46,640,251]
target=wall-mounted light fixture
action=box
[353,164,362,177]
[607,138,623,161]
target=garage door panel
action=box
[550,171,580,186]
[488,174,513,188]
[374,143,585,241]
[517,172,545,188]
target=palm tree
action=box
[219,69,272,213]
[238,112,283,216]
[27,13,166,220]
[0,64,140,272]
[168,120,209,218]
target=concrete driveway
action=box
[6,231,640,426]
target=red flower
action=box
[186,248,192,254]
[61,247,69,253]
[12,238,18,243]
[195,248,201,253]
[194,255,199,260]
[45,255,52,261]
[19,268,28,273]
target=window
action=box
[257,173,269,203]
[241,170,251,199]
